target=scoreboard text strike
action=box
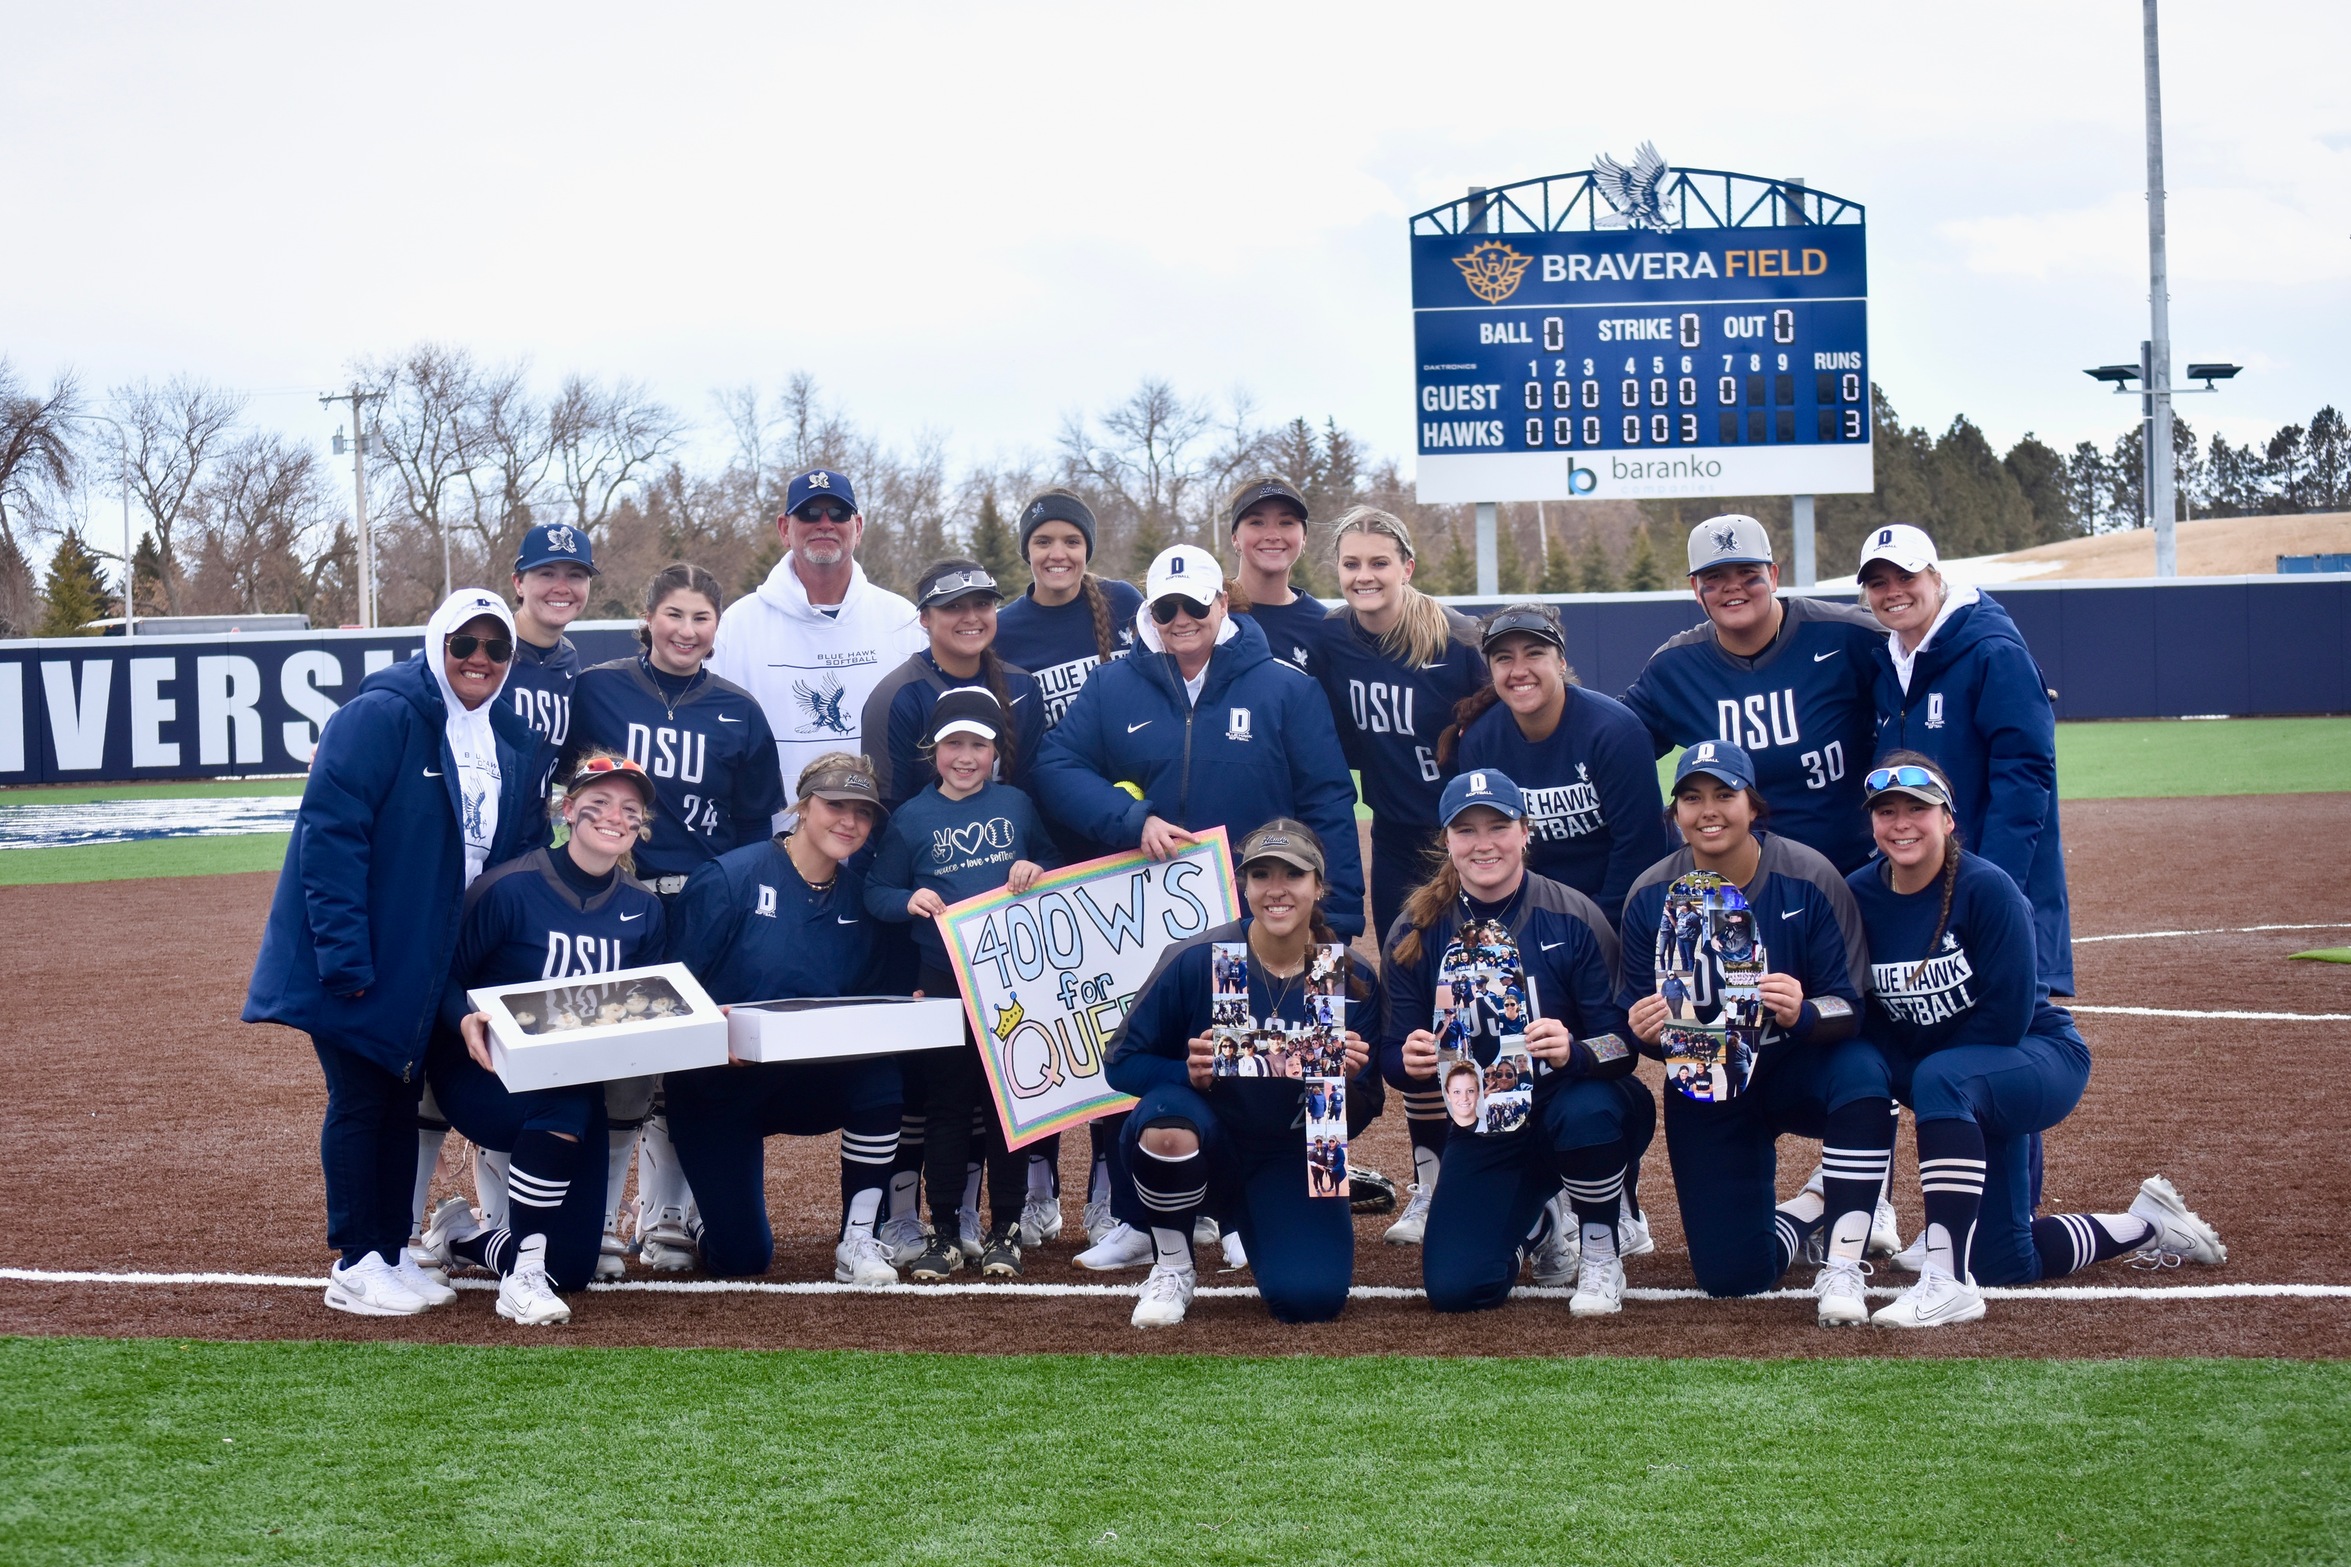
[1412,224,1871,503]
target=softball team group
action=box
[246,471,2225,1335]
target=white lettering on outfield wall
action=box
[197,655,263,766]
[41,661,112,772]
[130,657,179,767]
[280,651,343,763]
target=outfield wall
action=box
[0,576,2343,783]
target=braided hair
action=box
[1079,574,1118,662]
[1877,749,1964,986]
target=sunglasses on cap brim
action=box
[445,633,513,663]
[1151,595,1215,624]
[1864,765,1950,801]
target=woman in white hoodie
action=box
[708,467,925,814]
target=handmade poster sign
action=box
[468,962,727,1092]
[939,829,1238,1150]
[1653,870,1768,1102]
[1431,915,1534,1135]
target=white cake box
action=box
[727,995,967,1064]
[468,962,728,1091]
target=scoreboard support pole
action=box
[1791,495,1817,587]
[1475,502,1499,596]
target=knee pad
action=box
[603,1075,656,1127]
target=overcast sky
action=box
[8,1,2347,502]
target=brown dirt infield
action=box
[4,793,2347,1358]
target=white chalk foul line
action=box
[4,1266,2347,1305]
[2069,1004,2351,1022]
[2075,921,2351,945]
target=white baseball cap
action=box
[1145,544,1224,608]
[1687,514,1775,574]
[1857,523,1940,575]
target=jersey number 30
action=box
[1799,742,1846,790]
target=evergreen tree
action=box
[1578,536,1619,593]
[969,492,1027,591]
[1431,525,1476,595]
[2002,433,2076,540]
[1622,527,1667,591]
[40,530,112,636]
[1495,521,1529,595]
[1539,534,1578,594]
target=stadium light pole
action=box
[2142,0,2177,575]
[321,385,382,628]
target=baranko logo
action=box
[1454,241,1532,304]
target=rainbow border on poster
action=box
[937,827,1237,1150]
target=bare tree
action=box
[0,360,83,549]
[363,343,481,614]
[1059,379,1217,570]
[184,433,345,619]
[457,361,555,578]
[107,377,244,614]
[550,375,685,533]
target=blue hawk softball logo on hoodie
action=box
[793,673,851,735]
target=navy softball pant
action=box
[1888,1026,2090,1286]
[1107,1058,1386,1235]
[1663,1037,1892,1298]
[311,1036,425,1266]
[424,1037,611,1292]
[1423,1075,1655,1313]
[1122,1082,1354,1323]
[664,1056,902,1278]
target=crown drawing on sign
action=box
[992,996,1026,1040]
[1454,241,1532,304]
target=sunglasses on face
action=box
[1150,596,1211,625]
[1865,765,1945,796]
[796,503,854,524]
[446,634,514,663]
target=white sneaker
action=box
[1814,1254,1872,1326]
[2128,1175,2226,1265]
[1220,1229,1248,1271]
[1617,1206,1656,1259]
[1568,1251,1625,1317]
[1082,1195,1116,1247]
[324,1253,430,1317]
[393,1251,457,1308]
[877,1209,930,1267]
[834,1229,899,1287]
[1383,1183,1433,1246]
[1074,1221,1152,1271]
[1022,1195,1064,1244]
[596,1225,628,1282]
[1868,1196,1903,1258]
[1871,1267,1986,1328]
[1193,1214,1221,1249]
[421,1195,482,1269]
[638,1205,696,1272]
[496,1235,571,1326]
[1131,1263,1197,1328]
[1891,1230,1927,1274]
[405,1228,449,1275]
[1531,1222,1579,1287]
[956,1204,984,1262]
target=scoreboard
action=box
[1411,216,1871,503]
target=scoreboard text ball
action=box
[1412,223,1872,503]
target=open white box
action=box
[468,962,728,1092]
[727,995,966,1064]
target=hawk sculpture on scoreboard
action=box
[1593,142,1673,232]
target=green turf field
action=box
[2,1338,2341,1566]
[0,834,290,886]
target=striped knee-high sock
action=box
[1821,1099,1895,1262]
[839,1123,899,1238]
[1560,1167,1624,1262]
[1915,1118,1989,1283]
[2032,1211,2159,1277]
[1131,1137,1207,1258]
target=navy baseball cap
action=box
[1438,767,1527,826]
[1479,602,1565,654]
[786,468,858,517]
[1228,476,1309,531]
[1673,739,1757,792]
[514,521,599,576]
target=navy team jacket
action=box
[566,657,785,882]
[666,837,879,1006]
[1620,596,1884,874]
[1868,591,2073,994]
[1031,614,1366,935]
[244,656,548,1079]
[436,847,668,1033]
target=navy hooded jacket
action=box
[1867,590,2073,994]
[243,654,548,1079]
[1030,613,1367,935]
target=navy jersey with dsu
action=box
[567,658,786,883]
[1313,609,1486,831]
[1619,596,1884,873]
[436,847,667,1033]
[666,838,877,1007]
[1847,849,2068,1059]
[1454,686,1670,928]
[993,581,1144,729]
[503,634,580,795]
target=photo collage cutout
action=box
[1653,870,1768,1103]
[1211,941,1352,1197]
[1432,917,1534,1136]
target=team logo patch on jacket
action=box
[1226,707,1252,741]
